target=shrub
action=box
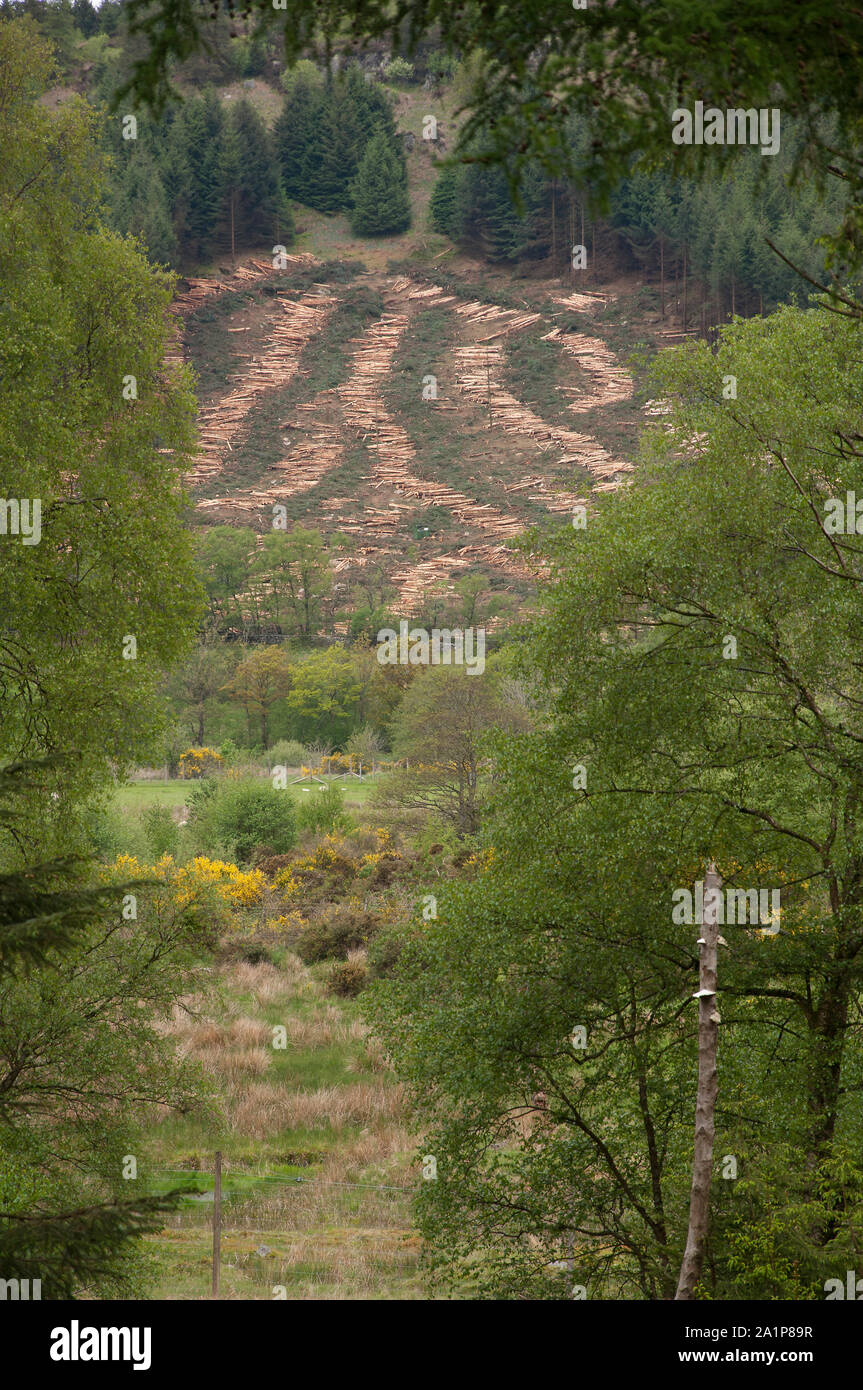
[179,746,223,779]
[267,739,307,769]
[296,784,351,836]
[295,905,380,963]
[383,55,415,83]
[185,776,222,854]
[425,50,458,83]
[279,58,324,94]
[219,738,242,767]
[83,804,123,860]
[213,782,297,864]
[327,959,368,998]
[367,921,412,978]
[142,803,180,859]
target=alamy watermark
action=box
[823,491,863,534]
[0,1277,41,1299]
[376,621,485,675]
[673,880,780,930]
[671,102,780,156]
[0,497,41,544]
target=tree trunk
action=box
[660,234,665,319]
[551,180,556,272]
[676,863,721,1300]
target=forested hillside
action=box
[2,0,863,1340]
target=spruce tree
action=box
[172,92,226,263]
[0,763,186,1298]
[113,148,177,266]
[222,100,293,251]
[349,128,411,235]
[429,162,459,235]
[309,81,363,213]
[274,76,323,203]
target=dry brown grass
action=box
[281,1010,368,1049]
[224,956,319,1006]
[191,1044,272,1080]
[227,1079,405,1139]
[347,1033,394,1074]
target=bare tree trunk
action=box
[660,234,665,319]
[676,862,722,1300]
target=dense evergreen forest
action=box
[8,0,840,326]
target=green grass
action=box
[113,781,192,810]
[114,773,382,805]
[132,943,422,1300]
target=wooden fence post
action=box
[212,1150,222,1299]
[675,864,722,1299]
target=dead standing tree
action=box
[676,863,722,1300]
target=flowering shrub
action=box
[105,853,264,908]
[271,828,402,904]
[179,747,223,779]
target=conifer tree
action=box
[274,75,323,202]
[113,148,177,266]
[429,161,458,235]
[220,100,293,253]
[172,92,226,262]
[349,128,411,235]
[0,763,187,1298]
[307,80,364,213]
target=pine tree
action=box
[221,100,293,253]
[308,81,364,213]
[172,92,226,263]
[349,128,411,235]
[429,162,459,235]
[113,148,177,266]
[274,76,323,202]
[0,763,185,1298]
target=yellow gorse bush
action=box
[105,853,264,907]
[179,746,223,779]
[272,828,398,897]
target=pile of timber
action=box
[452,343,632,484]
[388,280,538,336]
[554,291,615,312]
[505,475,588,513]
[185,292,338,487]
[168,255,322,363]
[389,554,473,611]
[542,327,634,410]
[267,428,344,496]
[337,314,525,542]
[455,541,534,579]
[453,299,542,338]
[388,279,458,308]
[171,276,233,319]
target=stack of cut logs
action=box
[505,475,587,513]
[188,292,338,490]
[389,554,473,610]
[554,291,615,313]
[337,313,525,541]
[542,327,634,410]
[452,343,632,484]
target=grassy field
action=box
[113,774,384,813]
[138,953,425,1300]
